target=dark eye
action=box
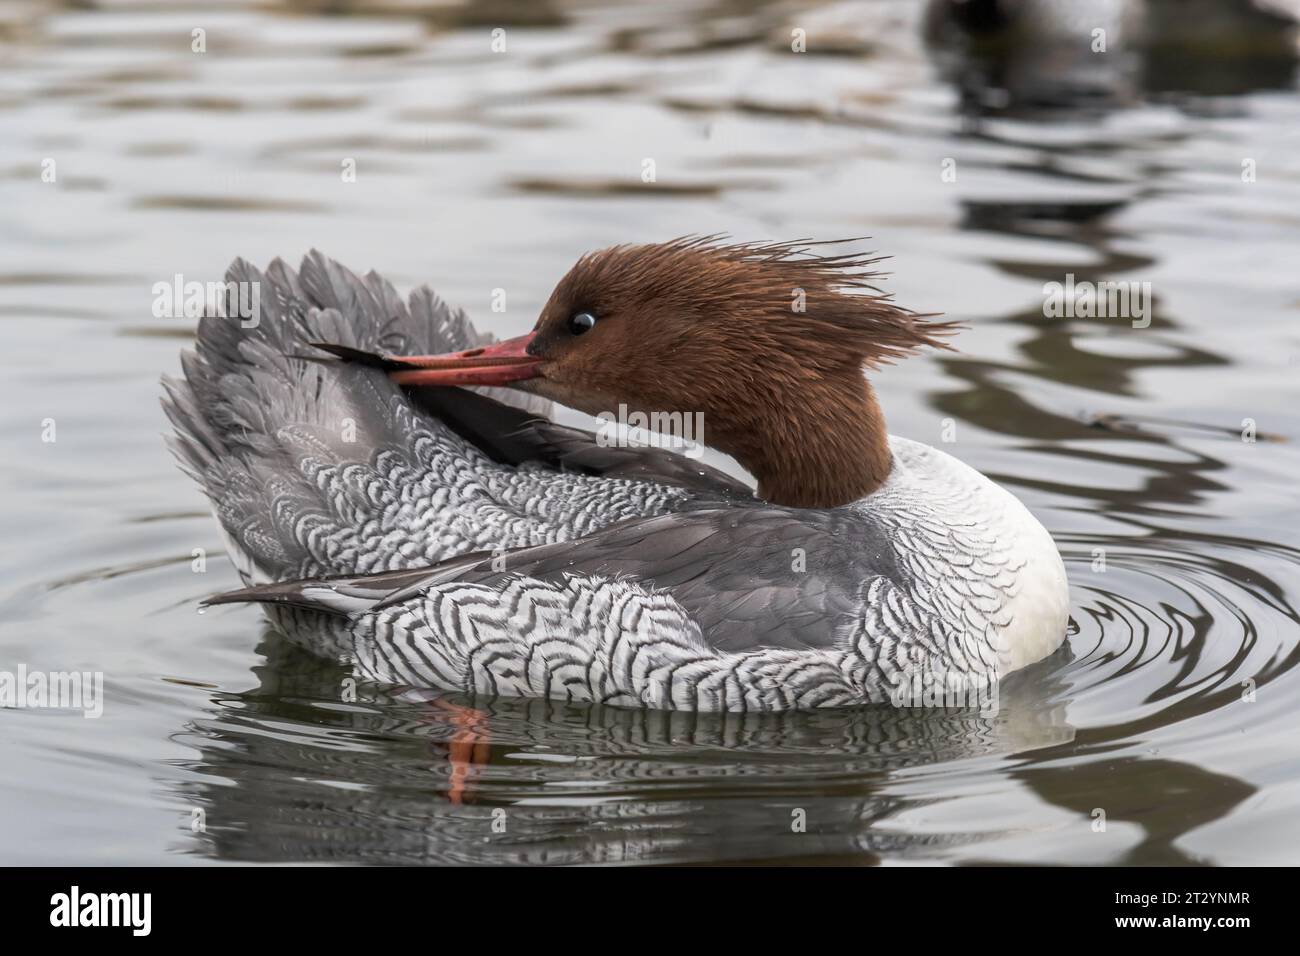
[568,311,597,335]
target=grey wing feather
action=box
[402,384,752,498]
[211,506,901,654]
[162,252,737,586]
[518,420,753,497]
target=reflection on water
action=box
[177,632,1075,865]
[2,0,1300,865]
[924,0,1300,116]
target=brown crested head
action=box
[373,236,959,508]
[524,236,956,410]
[517,236,960,507]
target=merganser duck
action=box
[163,239,1069,712]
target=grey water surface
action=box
[2,0,1299,865]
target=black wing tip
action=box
[200,587,266,607]
[304,342,399,369]
[201,581,312,607]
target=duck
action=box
[163,238,1069,712]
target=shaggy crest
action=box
[546,234,961,370]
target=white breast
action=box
[877,437,1071,677]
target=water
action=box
[2,0,1299,865]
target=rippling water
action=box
[2,0,1300,865]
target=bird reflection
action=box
[1014,757,1256,865]
[924,0,1299,119]
[169,629,1076,865]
